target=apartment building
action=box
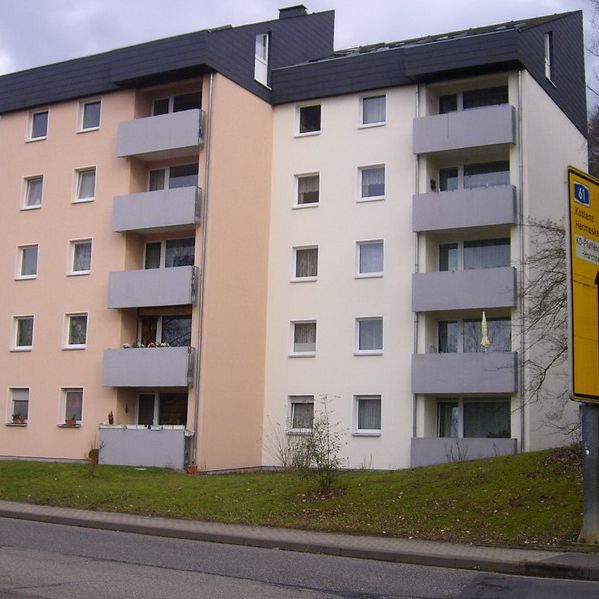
[0,6,588,470]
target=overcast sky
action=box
[0,0,597,90]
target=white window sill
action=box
[63,345,86,351]
[357,196,385,203]
[15,275,37,281]
[10,347,32,352]
[77,127,100,134]
[289,352,316,358]
[5,422,27,427]
[292,203,319,210]
[72,197,95,204]
[20,204,42,211]
[352,431,382,437]
[291,277,318,283]
[358,121,386,129]
[355,273,383,279]
[26,136,47,143]
[354,350,383,356]
[67,271,91,277]
[294,131,321,138]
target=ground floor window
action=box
[137,392,188,426]
[438,397,510,439]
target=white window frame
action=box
[358,164,386,202]
[254,32,270,87]
[354,317,383,355]
[22,175,43,210]
[147,163,198,191]
[73,167,97,203]
[64,313,88,350]
[359,94,386,128]
[136,313,192,347]
[28,109,48,141]
[353,394,382,436]
[294,173,320,209]
[296,104,322,137]
[355,240,384,278]
[544,32,554,83]
[143,238,196,270]
[16,244,38,280]
[289,320,317,357]
[136,392,160,426]
[60,387,84,425]
[436,397,512,439]
[7,387,30,425]
[68,238,93,276]
[79,99,101,132]
[291,245,318,282]
[12,315,34,352]
[287,395,315,434]
[437,238,511,273]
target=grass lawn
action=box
[0,446,584,549]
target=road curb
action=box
[1,506,598,582]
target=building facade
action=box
[0,6,588,470]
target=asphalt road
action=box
[0,517,598,598]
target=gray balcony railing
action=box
[410,437,517,467]
[117,109,204,160]
[413,104,516,154]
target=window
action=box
[23,176,43,209]
[438,398,511,439]
[296,174,319,206]
[70,240,92,275]
[254,33,269,86]
[361,95,386,126]
[65,314,87,349]
[152,93,201,115]
[355,317,383,354]
[288,395,314,432]
[439,168,458,192]
[298,105,321,134]
[137,392,188,426]
[439,239,510,271]
[17,245,38,279]
[80,100,101,131]
[355,395,381,434]
[438,318,511,353]
[13,316,34,350]
[356,241,384,277]
[149,164,198,191]
[75,168,96,202]
[544,32,554,81]
[359,166,385,200]
[30,110,48,139]
[9,389,29,424]
[293,247,318,280]
[144,238,195,269]
[437,161,509,192]
[139,314,192,347]
[290,321,316,356]
[62,388,83,423]
[438,86,508,114]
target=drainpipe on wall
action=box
[192,73,214,467]
[517,70,526,453]
[412,83,421,440]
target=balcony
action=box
[113,187,200,234]
[103,346,195,387]
[410,437,517,467]
[117,109,204,161]
[108,265,197,309]
[411,352,517,394]
[412,185,516,232]
[413,105,515,154]
[412,267,516,312]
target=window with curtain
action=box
[362,95,386,125]
[463,161,509,189]
[463,318,511,353]
[10,388,29,421]
[464,400,510,438]
[463,86,508,109]
[161,315,192,347]
[15,317,33,348]
[81,101,101,130]
[294,247,318,278]
[360,166,385,198]
[31,111,48,139]
[297,175,319,205]
[25,176,43,207]
[64,388,83,421]
[72,240,92,273]
[358,241,383,275]
[438,321,457,353]
[438,401,459,437]
[19,245,38,277]
[357,318,383,352]
[439,243,458,271]
[356,395,381,432]
[165,239,195,267]
[293,322,316,353]
[289,396,314,430]
[463,238,510,270]
[67,314,87,346]
[76,168,96,200]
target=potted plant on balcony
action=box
[12,413,25,425]
[65,415,78,426]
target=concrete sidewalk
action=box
[0,499,597,581]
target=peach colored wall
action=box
[0,90,136,459]
[196,74,272,470]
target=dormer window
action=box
[255,33,270,86]
[544,32,554,82]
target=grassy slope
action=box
[0,446,583,548]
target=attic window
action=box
[255,33,270,87]
[544,32,554,82]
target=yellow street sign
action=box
[568,166,599,402]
